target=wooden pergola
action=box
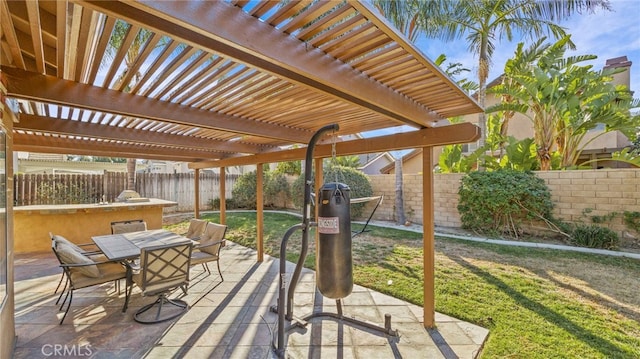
[0,0,482,327]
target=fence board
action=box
[14,172,239,213]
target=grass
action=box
[165,211,640,358]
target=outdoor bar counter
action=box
[14,198,177,253]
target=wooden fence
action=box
[14,172,239,212]
[136,172,239,212]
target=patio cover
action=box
[0,0,483,327]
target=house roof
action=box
[380,148,422,174]
[1,0,482,167]
[358,151,395,173]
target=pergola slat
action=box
[3,67,313,143]
[13,132,224,162]
[25,0,45,74]
[1,0,27,69]
[81,0,450,127]
[15,113,268,154]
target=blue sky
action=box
[363,0,639,155]
[416,0,640,93]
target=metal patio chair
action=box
[51,240,127,324]
[111,219,147,234]
[127,241,193,324]
[190,222,226,281]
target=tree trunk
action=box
[394,159,406,225]
[126,158,136,190]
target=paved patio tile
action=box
[13,242,488,358]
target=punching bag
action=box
[316,182,353,299]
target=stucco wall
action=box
[13,201,174,253]
[367,169,640,238]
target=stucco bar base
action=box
[14,199,176,253]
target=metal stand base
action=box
[133,295,188,324]
[272,299,398,358]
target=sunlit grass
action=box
[166,211,640,358]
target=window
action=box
[462,141,479,153]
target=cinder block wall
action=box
[536,169,640,236]
[367,169,640,237]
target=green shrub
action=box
[264,172,290,208]
[571,224,619,249]
[36,182,92,204]
[274,160,301,175]
[207,198,217,210]
[623,211,640,234]
[231,171,291,209]
[207,197,236,210]
[291,165,373,218]
[457,169,554,237]
[232,171,258,209]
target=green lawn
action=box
[166,211,640,358]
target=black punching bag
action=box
[316,182,353,299]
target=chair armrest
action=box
[196,239,225,249]
[77,243,98,248]
[126,261,140,271]
[76,243,103,255]
[83,250,104,255]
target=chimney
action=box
[604,56,632,69]
[604,56,632,92]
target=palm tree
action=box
[487,36,638,170]
[373,0,611,148]
[105,21,155,191]
[372,1,421,42]
[394,158,406,225]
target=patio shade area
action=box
[1,0,482,163]
[1,0,485,352]
[13,241,488,358]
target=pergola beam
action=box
[13,133,221,162]
[189,122,481,169]
[2,67,313,143]
[78,0,443,127]
[15,113,268,154]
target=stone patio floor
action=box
[12,242,488,358]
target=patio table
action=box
[92,229,194,312]
[92,229,192,262]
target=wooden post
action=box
[422,146,435,328]
[219,167,226,225]
[314,158,323,196]
[194,168,200,219]
[256,163,264,262]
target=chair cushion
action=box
[111,221,147,234]
[71,262,126,289]
[199,223,226,255]
[52,234,86,254]
[56,243,101,278]
[132,273,187,296]
[185,219,208,240]
[200,242,222,256]
[190,251,218,265]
